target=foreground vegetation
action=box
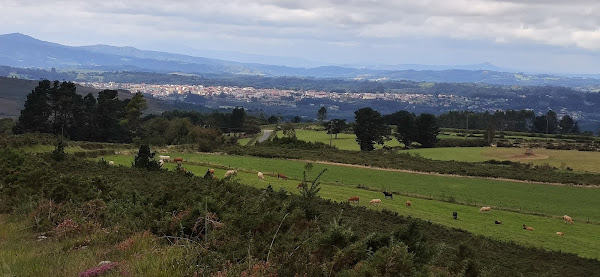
[3,149,600,276]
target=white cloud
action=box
[0,0,599,72]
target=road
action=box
[257,130,273,143]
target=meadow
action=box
[404,147,600,173]
[102,152,600,259]
[277,129,402,150]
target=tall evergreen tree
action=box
[415,113,439,148]
[133,144,161,171]
[317,106,327,122]
[559,115,576,134]
[48,81,81,137]
[13,80,52,134]
[122,92,147,137]
[96,90,122,142]
[389,111,417,148]
[353,107,390,151]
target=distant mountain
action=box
[1,33,599,87]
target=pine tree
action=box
[415,113,439,148]
[133,144,161,171]
[13,80,52,134]
[353,107,390,151]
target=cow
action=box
[159,160,164,167]
[556,232,565,236]
[297,183,305,189]
[405,200,412,207]
[383,191,393,200]
[204,169,215,179]
[495,220,502,224]
[453,211,458,220]
[479,206,491,213]
[277,173,288,180]
[348,196,360,204]
[224,170,238,178]
[369,199,382,206]
[563,215,573,224]
[258,172,265,180]
[523,224,534,231]
[108,161,114,166]
[173,157,184,163]
[159,155,171,162]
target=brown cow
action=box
[297,183,305,189]
[523,224,534,231]
[277,173,288,180]
[556,232,565,236]
[369,199,382,206]
[348,196,360,204]
[173,157,184,163]
[563,215,573,224]
[405,200,412,207]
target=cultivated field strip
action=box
[102,153,600,259]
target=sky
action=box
[1,0,600,73]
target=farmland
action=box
[101,152,600,259]
[404,147,600,173]
[275,129,402,150]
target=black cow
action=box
[383,191,393,200]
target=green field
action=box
[100,152,600,259]
[404,147,600,173]
[277,129,402,150]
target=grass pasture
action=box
[277,129,402,150]
[405,147,600,173]
[100,152,600,259]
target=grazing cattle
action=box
[405,200,412,207]
[383,191,393,200]
[369,199,382,206]
[495,220,502,224]
[523,224,534,231]
[108,161,114,166]
[203,169,214,179]
[224,170,238,178]
[556,232,565,236]
[159,155,171,162]
[563,215,573,224]
[173,157,184,163]
[277,173,288,180]
[258,172,265,180]
[479,206,491,213]
[452,211,458,220]
[297,183,305,189]
[348,196,360,204]
[159,160,164,167]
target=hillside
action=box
[1,141,600,276]
[2,33,600,86]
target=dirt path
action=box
[258,130,273,143]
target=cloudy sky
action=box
[1,0,600,73]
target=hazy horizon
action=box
[2,0,600,74]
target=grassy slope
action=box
[101,153,600,259]
[404,147,600,173]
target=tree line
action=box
[13,80,262,146]
[437,110,582,135]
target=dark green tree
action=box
[230,107,246,134]
[292,116,302,123]
[122,92,147,137]
[133,144,161,171]
[415,113,439,148]
[546,110,559,134]
[389,111,417,148]
[48,81,81,137]
[559,115,576,134]
[267,115,279,124]
[13,80,53,134]
[282,123,296,138]
[317,106,327,122]
[325,119,347,139]
[96,90,123,142]
[353,107,391,151]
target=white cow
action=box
[159,155,171,162]
[108,161,114,166]
[258,172,265,180]
[225,170,238,178]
